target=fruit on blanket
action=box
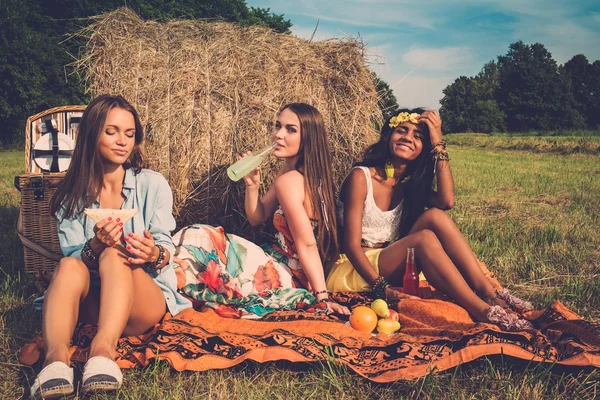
[388,309,399,322]
[370,299,390,318]
[377,318,401,334]
[349,306,378,333]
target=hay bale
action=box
[76,8,381,238]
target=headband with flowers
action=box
[389,112,420,128]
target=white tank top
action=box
[337,166,402,247]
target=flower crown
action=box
[389,112,420,128]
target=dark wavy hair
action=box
[50,94,146,219]
[282,103,339,264]
[357,108,435,237]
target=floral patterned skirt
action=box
[172,224,317,318]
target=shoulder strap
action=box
[15,212,63,262]
[353,166,373,198]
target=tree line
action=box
[0,0,292,146]
[440,41,600,133]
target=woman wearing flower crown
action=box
[172,103,350,317]
[326,108,533,331]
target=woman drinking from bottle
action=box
[173,103,350,316]
[326,108,533,331]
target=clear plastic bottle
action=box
[403,247,420,297]
[227,143,276,182]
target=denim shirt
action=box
[55,168,192,316]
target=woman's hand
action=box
[385,286,419,302]
[93,217,123,248]
[325,301,351,315]
[418,110,443,145]
[240,151,261,188]
[124,230,159,265]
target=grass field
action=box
[0,135,599,398]
[445,133,600,155]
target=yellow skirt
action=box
[326,249,383,292]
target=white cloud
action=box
[387,75,452,109]
[294,10,435,30]
[509,19,600,63]
[402,47,474,71]
[251,0,439,29]
[291,24,347,41]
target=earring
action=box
[385,160,394,180]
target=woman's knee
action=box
[98,246,133,279]
[98,246,125,263]
[419,208,449,227]
[51,257,89,284]
[411,229,442,252]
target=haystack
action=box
[76,8,381,238]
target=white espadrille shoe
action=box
[29,361,74,400]
[82,356,123,394]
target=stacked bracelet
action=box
[372,276,389,299]
[82,240,99,263]
[430,141,450,162]
[432,150,450,162]
[145,244,166,271]
[430,140,447,151]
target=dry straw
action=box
[75,8,382,239]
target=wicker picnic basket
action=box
[16,105,86,285]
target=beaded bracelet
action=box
[82,240,99,263]
[144,244,166,271]
[372,276,390,299]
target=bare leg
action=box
[42,257,91,367]
[89,246,166,360]
[409,208,503,304]
[378,230,490,321]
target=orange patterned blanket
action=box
[20,271,600,382]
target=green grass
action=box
[489,130,600,137]
[445,134,600,155]
[1,140,599,398]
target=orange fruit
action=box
[349,306,378,333]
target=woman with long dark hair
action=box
[326,108,533,331]
[173,103,350,316]
[31,94,190,398]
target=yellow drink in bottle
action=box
[227,143,275,182]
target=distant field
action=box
[489,130,600,137]
[446,133,600,155]
[0,139,599,398]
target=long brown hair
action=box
[283,103,339,264]
[50,94,146,219]
[358,108,435,237]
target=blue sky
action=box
[247,0,600,109]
